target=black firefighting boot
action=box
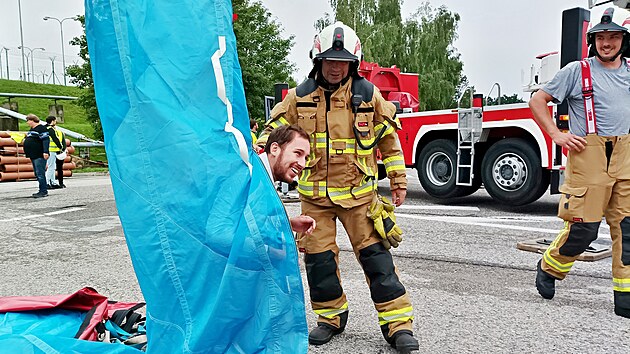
[390,330,419,353]
[615,306,630,319]
[536,260,557,300]
[308,312,348,345]
[614,293,630,319]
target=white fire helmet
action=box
[309,21,362,63]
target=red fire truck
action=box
[366,6,606,206]
[269,3,629,206]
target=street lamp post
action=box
[24,52,30,82]
[1,48,8,80]
[17,0,26,81]
[18,46,45,83]
[43,16,74,86]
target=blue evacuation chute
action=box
[83,0,308,353]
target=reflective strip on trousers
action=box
[314,302,349,319]
[383,155,405,174]
[614,278,630,292]
[378,306,414,325]
[543,228,575,273]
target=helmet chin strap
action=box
[596,50,623,62]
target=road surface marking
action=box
[396,205,480,211]
[396,213,611,238]
[0,207,85,223]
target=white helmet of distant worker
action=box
[587,7,630,60]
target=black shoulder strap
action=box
[295,78,318,97]
[351,76,374,103]
[74,304,100,339]
[111,302,146,333]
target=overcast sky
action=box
[0,0,608,98]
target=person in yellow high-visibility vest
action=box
[45,116,67,189]
[250,118,259,148]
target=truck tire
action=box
[417,139,480,199]
[481,138,550,205]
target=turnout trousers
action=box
[300,196,414,340]
[542,134,630,317]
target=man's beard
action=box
[273,151,293,184]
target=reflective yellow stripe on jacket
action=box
[383,155,405,175]
[327,178,377,203]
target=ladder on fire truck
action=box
[455,87,483,186]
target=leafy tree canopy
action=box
[66,1,296,139]
[318,0,467,111]
[233,0,295,127]
[485,93,525,106]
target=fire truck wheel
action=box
[481,138,550,205]
[417,139,480,199]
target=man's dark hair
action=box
[264,125,309,154]
[46,116,57,124]
[26,114,40,123]
[250,118,258,130]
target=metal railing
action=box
[0,106,104,147]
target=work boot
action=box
[32,192,48,198]
[615,306,630,319]
[390,331,419,353]
[536,260,557,300]
[308,323,344,345]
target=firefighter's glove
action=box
[367,195,403,250]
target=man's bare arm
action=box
[529,90,587,152]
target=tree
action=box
[486,94,525,106]
[66,2,296,139]
[66,16,102,140]
[318,1,465,111]
[232,0,295,126]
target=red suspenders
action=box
[579,59,630,135]
[579,60,597,134]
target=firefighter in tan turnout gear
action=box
[529,8,630,318]
[257,22,418,352]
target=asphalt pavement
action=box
[0,172,628,353]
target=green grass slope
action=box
[0,79,108,165]
[0,79,95,139]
